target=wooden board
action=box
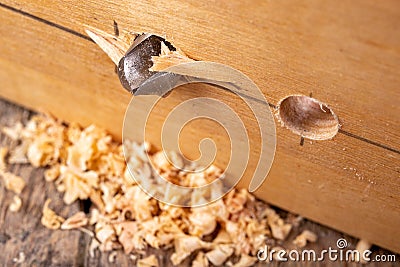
[0,99,398,266]
[0,0,399,253]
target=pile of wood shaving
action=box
[1,114,317,266]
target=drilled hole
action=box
[277,95,339,140]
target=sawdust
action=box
[292,230,317,248]
[9,195,22,212]
[41,199,65,230]
[2,113,317,266]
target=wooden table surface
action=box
[0,98,398,267]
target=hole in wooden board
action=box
[277,95,339,140]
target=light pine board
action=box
[0,0,399,253]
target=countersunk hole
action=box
[276,95,339,140]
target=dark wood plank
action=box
[0,100,83,266]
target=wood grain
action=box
[1,0,399,149]
[0,0,399,254]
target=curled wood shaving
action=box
[27,135,56,167]
[189,209,217,237]
[205,244,234,266]
[78,227,95,237]
[12,252,25,264]
[44,164,60,182]
[129,254,138,262]
[96,224,116,245]
[264,208,292,240]
[60,167,99,205]
[41,199,65,230]
[137,254,159,267]
[9,195,22,212]
[213,230,231,244]
[8,142,29,164]
[192,251,209,267]
[171,235,211,265]
[292,230,317,248]
[269,222,292,241]
[225,189,248,214]
[108,251,117,263]
[3,122,23,140]
[84,26,131,65]
[0,147,7,171]
[61,211,88,230]
[1,171,26,194]
[355,239,372,264]
[89,238,100,258]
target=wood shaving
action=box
[4,113,317,265]
[27,135,56,167]
[192,251,209,267]
[60,167,99,205]
[12,252,25,264]
[137,254,159,267]
[89,238,100,258]
[171,235,211,265]
[41,199,65,230]
[129,254,137,261]
[3,122,23,140]
[108,251,117,263]
[8,142,29,164]
[149,41,194,72]
[84,26,133,65]
[78,227,95,237]
[1,171,26,194]
[189,209,217,237]
[264,208,292,240]
[61,211,88,230]
[292,230,317,248]
[225,189,248,214]
[205,244,234,266]
[0,147,7,171]
[44,164,60,182]
[9,195,22,212]
[355,239,372,264]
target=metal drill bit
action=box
[85,26,175,94]
[117,34,176,94]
